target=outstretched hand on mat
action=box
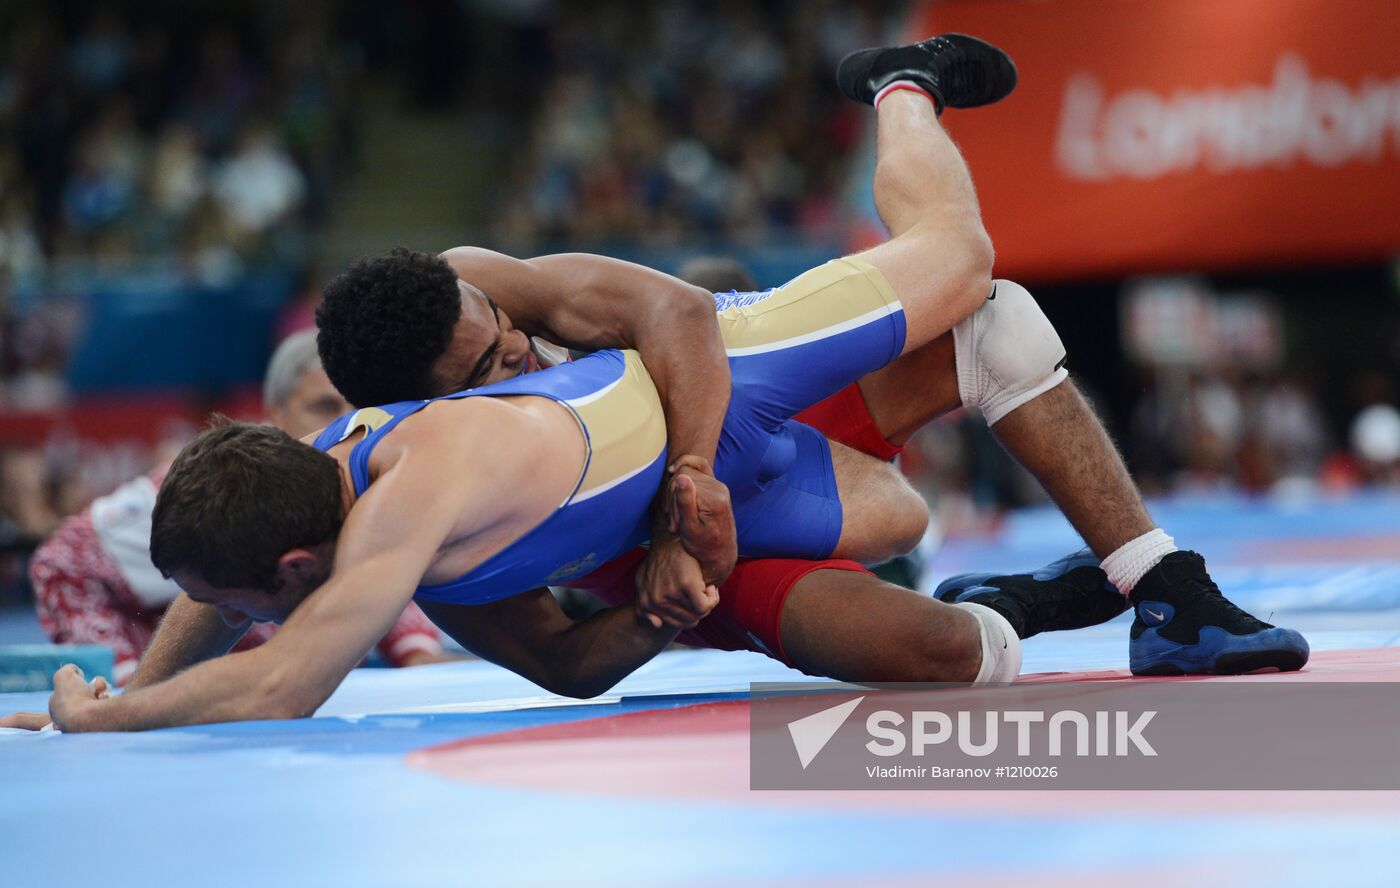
[47,664,110,732]
[0,664,109,731]
[0,710,52,730]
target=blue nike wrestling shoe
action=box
[836,33,1018,113]
[1128,551,1309,675]
[934,548,1128,640]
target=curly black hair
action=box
[316,247,462,407]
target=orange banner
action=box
[912,0,1400,280]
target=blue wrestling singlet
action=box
[311,348,669,605]
[312,256,908,605]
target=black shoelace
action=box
[1157,575,1271,632]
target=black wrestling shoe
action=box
[934,548,1128,640]
[836,33,1018,113]
[1128,551,1309,676]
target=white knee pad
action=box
[952,279,1068,426]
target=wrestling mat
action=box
[3,492,1398,887]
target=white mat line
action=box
[334,683,758,719]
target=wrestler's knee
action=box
[953,278,1068,425]
[882,478,930,559]
[834,450,929,563]
[906,605,984,682]
[903,216,994,322]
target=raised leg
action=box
[855,90,995,355]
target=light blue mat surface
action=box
[3,492,1398,887]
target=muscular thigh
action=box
[853,223,989,359]
[717,258,906,431]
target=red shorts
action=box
[572,382,900,666]
[793,381,905,462]
[569,548,868,666]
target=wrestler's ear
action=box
[271,549,321,593]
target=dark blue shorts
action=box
[710,257,907,560]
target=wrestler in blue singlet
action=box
[312,257,907,605]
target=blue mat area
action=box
[4,644,1400,888]
[3,491,1399,887]
[924,490,1400,614]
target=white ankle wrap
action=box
[955,601,1023,684]
[1102,528,1178,594]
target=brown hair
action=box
[151,418,345,590]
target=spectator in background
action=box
[211,123,306,249]
[493,1,877,250]
[0,6,358,272]
[1239,371,1330,491]
[1350,404,1400,486]
[0,5,366,412]
[1128,363,1339,495]
[0,447,58,544]
[675,256,757,294]
[0,265,72,411]
[27,331,453,685]
[145,124,207,231]
[1322,402,1400,489]
[0,447,59,602]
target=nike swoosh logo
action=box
[987,283,997,301]
[1144,608,1166,622]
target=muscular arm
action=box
[125,593,249,690]
[49,425,506,732]
[421,589,678,700]
[441,247,730,466]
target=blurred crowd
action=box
[0,0,1398,606]
[0,4,358,275]
[1126,369,1400,494]
[489,1,881,249]
[0,2,360,409]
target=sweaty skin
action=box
[431,247,739,626]
[34,89,998,733]
[4,72,1188,734]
